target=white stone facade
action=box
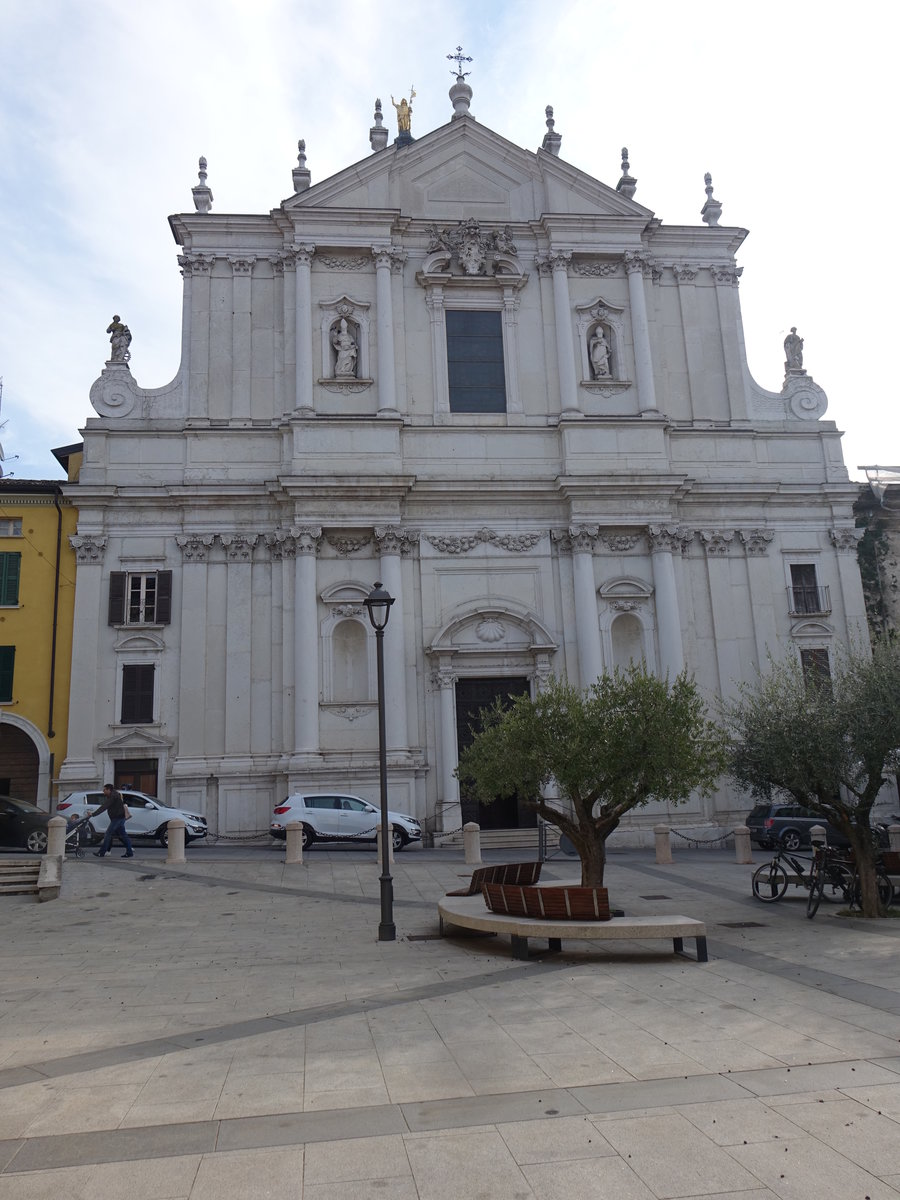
[61,103,866,840]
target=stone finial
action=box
[541,105,562,155]
[192,156,213,213]
[449,74,473,120]
[616,146,637,199]
[292,139,311,193]
[370,98,389,151]
[701,171,722,226]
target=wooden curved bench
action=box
[438,892,707,963]
[482,882,611,921]
[445,861,542,897]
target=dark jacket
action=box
[95,789,127,821]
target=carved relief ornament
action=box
[324,533,372,556]
[424,528,542,554]
[423,219,518,277]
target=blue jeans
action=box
[100,817,133,856]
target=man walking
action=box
[92,784,134,858]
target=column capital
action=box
[372,245,405,270]
[708,264,742,287]
[624,250,651,276]
[69,534,107,564]
[740,529,774,556]
[227,256,255,275]
[291,243,316,267]
[432,667,457,690]
[264,531,296,560]
[289,525,323,555]
[220,533,258,561]
[549,248,573,272]
[647,525,691,554]
[830,527,863,553]
[699,528,735,556]
[374,525,420,556]
[178,252,215,277]
[176,533,215,562]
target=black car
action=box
[745,803,852,852]
[0,795,50,853]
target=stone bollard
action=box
[810,824,827,847]
[889,824,900,852]
[654,824,673,864]
[463,821,482,865]
[376,822,395,866]
[285,821,304,864]
[733,825,753,864]
[166,818,186,864]
[47,815,67,857]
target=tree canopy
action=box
[724,641,900,915]
[455,669,726,885]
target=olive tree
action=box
[724,642,900,916]
[455,669,726,886]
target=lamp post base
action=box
[378,874,396,941]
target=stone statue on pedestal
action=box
[106,315,132,363]
[590,327,611,378]
[784,327,804,372]
[331,318,358,378]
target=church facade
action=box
[60,78,866,840]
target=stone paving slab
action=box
[1,847,900,1197]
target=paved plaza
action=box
[1,842,899,1199]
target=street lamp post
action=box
[364,581,395,941]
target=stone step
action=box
[0,860,41,896]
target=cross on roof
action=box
[447,45,473,78]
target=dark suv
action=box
[746,803,849,852]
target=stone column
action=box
[175,535,215,756]
[270,255,287,416]
[58,535,107,784]
[710,265,748,421]
[648,526,685,679]
[229,256,254,418]
[372,247,402,416]
[740,530,777,669]
[436,663,461,831]
[220,535,258,753]
[264,532,289,752]
[830,528,869,645]
[549,250,581,416]
[374,526,417,752]
[671,266,703,420]
[700,529,739,699]
[291,526,322,754]
[568,526,603,688]
[624,252,660,415]
[181,253,214,419]
[293,243,315,415]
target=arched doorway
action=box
[0,721,41,802]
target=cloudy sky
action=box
[0,0,894,482]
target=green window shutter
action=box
[0,554,21,605]
[0,647,15,702]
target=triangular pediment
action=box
[282,118,654,225]
[97,729,174,752]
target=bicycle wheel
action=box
[752,861,789,902]
[806,863,824,918]
[851,870,894,910]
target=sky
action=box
[0,0,895,483]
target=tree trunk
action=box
[577,835,607,886]
[848,830,884,918]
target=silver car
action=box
[270,792,422,851]
[57,790,208,847]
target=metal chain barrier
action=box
[670,828,736,848]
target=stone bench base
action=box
[438,894,708,962]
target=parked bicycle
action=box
[751,846,854,911]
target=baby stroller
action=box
[64,816,94,859]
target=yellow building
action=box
[0,445,81,808]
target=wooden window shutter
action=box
[108,573,126,624]
[155,571,172,624]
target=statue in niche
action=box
[589,326,611,378]
[331,317,358,378]
[106,314,132,362]
[784,326,804,372]
[391,88,415,133]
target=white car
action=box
[56,790,208,846]
[270,792,422,851]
